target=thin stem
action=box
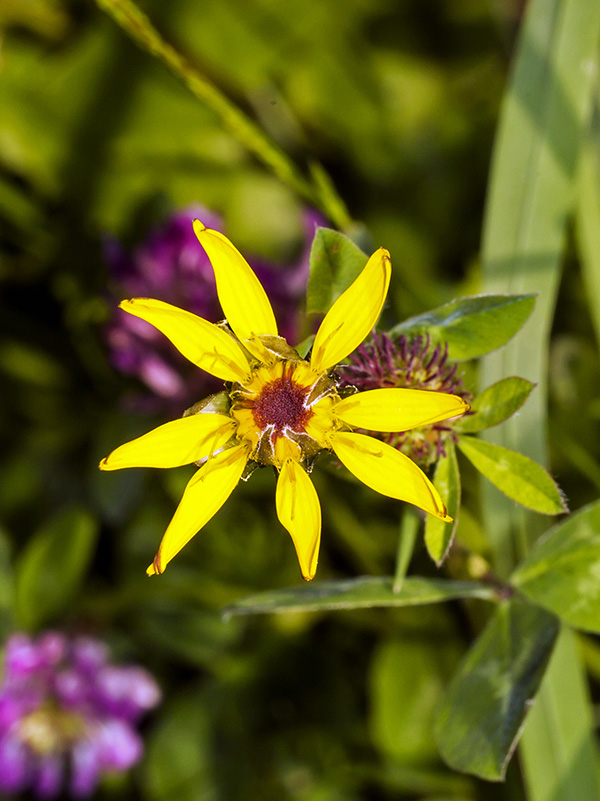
[94,0,352,230]
[393,509,419,592]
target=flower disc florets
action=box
[231,353,341,468]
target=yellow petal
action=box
[310,247,391,373]
[276,459,321,580]
[193,222,278,352]
[334,388,469,432]
[99,414,236,471]
[147,443,248,575]
[120,298,250,382]
[330,431,450,520]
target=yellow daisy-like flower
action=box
[100,222,469,580]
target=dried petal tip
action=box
[146,556,162,576]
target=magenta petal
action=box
[127,668,161,712]
[98,720,143,770]
[69,739,101,799]
[53,669,88,708]
[70,638,109,677]
[0,733,31,793]
[4,634,41,678]
[37,633,67,668]
[33,753,64,800]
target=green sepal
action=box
[184,390,231,417]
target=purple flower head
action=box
[337,332,473,468]
[104,205,324,413]
[0,632,161,799]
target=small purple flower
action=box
[337,332,473,468]
[104,206,323,413]
[0,632,161,799]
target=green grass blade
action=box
[576,113,600,348]
[479,0,600,798]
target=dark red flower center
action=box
[252,375,312,433]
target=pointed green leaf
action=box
[306,226,368,314]
[511,500,600,633]
[389,294,536,360]
[435,598,559,780]
[16,507,98,630]
[223,576,497,616]
[455,377,536,434]
[457,436,567,515]
[425,441,460,565]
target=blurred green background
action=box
[1,0,600,799]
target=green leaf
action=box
[424,441,460,565]
[306,226,368,314]
[455,377,536,433]
[511,500,600,632]
[457,436,567,515]
[435,598,559,781]
[15,507,98,630]
[370,635,461,764]
[223,576,497,616]
[145,685,216,801]
[389,294,536,360]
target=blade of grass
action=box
[576,107,600,349]
[94,0,352,230]
[479,0,600,799]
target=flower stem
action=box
[93,0,352,230]
[393,509,419,592]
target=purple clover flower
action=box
[104,206,323,413]
[0,632,161,799]
[337,332,473,468]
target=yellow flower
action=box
[100,223,469,580]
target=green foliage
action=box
[223,577,497,616]
[478,0,600,794]
[370,635,460,766]
[511,500,600,632]
[457,437,567,515]
[455,377,536,434]
[424,442,460,566]
[15,507,98,631]
[1,0,600,798]
[435,599,559,781]
[389,294,536,360]
[306,227,368,314]
[145,686,216,801]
